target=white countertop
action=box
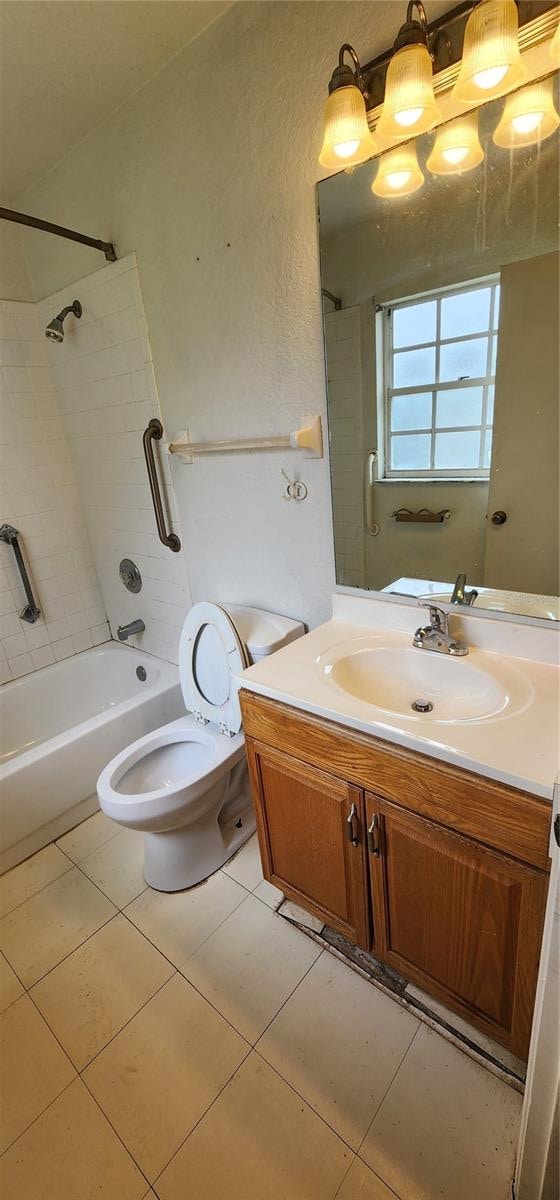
[238,595,560,802]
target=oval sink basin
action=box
[316,639,531,724]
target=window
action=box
[380,277,500,479]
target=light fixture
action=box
[550,22,560,64]
[453,0,527,105]
[426,113,484,174]
[319,44,377,169]
[493,77,560,148]
[372,143,424,197]
[377,1,440,141]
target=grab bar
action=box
[142,419,181,553]
[0,524,41,623]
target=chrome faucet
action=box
[451,573,478,606]
[117,619,145,641]
[413,604,468,656]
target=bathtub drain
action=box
[136,666,147,682]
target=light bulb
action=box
[426,113,484,176]
[453,0,526,105]
[472,64,508,91]
[386,170,413,189]
[493,78,559,149]
[372,143,424,198]
[511,111,544,135]
[442,145,470,165]
[394,106,424,128]
[334,139,361,158]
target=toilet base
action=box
[143,777,256,892]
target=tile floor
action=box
[0,819,522,1200]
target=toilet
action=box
[97,602,304,891]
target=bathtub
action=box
[0,643,184,873]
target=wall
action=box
[13,1,450,630]
[0,225,34,303]
[41,254,193,662]
[0,298,109,682]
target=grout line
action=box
[19,907,117,992]
[0,859,74,922]
[355,1023,421,1160]
[0,1073,79,1160]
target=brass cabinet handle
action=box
[143,419,181,553]
[367,814,381,857]
[346,803,360,847]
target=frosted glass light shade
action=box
[493,78,560,148]
[427,113,484,174]
[453,0,527,105]
[372,143,424,197]
[319,85,377,169]
[377,43,440,140]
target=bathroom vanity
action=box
[238,597,558,1060]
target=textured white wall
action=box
[13,1,448,630]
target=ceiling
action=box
[0,1,233,202]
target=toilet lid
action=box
[178,602,248,735]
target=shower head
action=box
[45,300,82,343]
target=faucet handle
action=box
[417,602,448,631]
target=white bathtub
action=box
[0,643,184,873]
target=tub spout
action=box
[117,619,145,641]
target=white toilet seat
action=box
[97,714,245,831]
[178,602,248,735]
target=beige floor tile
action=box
[0,1077,146,1200]
[258,951,418,1149]
[0,843,71,919]
[254,877,284,909]
[222,833,264,890]
[80,828,147,909]
[181,893,322,1043]
[124,870,246,967]
[0,868,116,987]
[405,983,526,1077]
[156,1051,352,1200]
[0,994,76,1152]
[84,973,249,1183]
[31,914,174,1070]
[0,951,24,1012]
[56,810,119,863]
[337,1157,399,1200]
[361,1023,522,1200]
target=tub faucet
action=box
[117,619,145,641]
[451,573,478,606]
[413,604,468,656]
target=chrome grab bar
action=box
[142,419,181,553]
[0,524,41,623]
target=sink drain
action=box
[412,698,433,713]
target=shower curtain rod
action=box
[0,207,117,262]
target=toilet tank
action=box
[224,605,305,664]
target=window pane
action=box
[434,431,481,469]
[439,337,488,382]
[391,392,432,431]
[483,429,493,469]
[393,300,436,348]
[391,434,431,470]
[486,384,495,422]
[490,335,497,375]
[394,346,436,388]
[436,386,483,429]
[440,288,491,339]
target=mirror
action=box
[318,75,559,621]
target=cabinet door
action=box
[246,739,370,949]
[366,794,548,1058]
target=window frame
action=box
[380,276,500,481]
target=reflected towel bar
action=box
[168,415,323,462]
[142,419,181,553]
[392,507,451,523]
[0,524,41,623]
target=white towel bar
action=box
[167,415,323,462]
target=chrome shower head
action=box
[45,300,82,343]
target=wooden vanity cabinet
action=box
[241,690,551,1059]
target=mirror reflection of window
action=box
[381,278,500,479]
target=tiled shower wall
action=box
[41,254,192,663]
[0,300,109,683]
